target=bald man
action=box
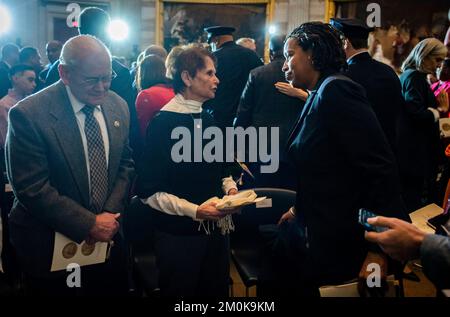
[6,35,134,295]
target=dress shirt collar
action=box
[65,86,101,114]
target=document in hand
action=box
[203,190,266,211]
[51,232,108,272]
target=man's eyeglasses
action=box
[80,70,117,86]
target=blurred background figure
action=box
[19,47,43,92]
[135,54,174,138]
[0,44,20,99]
[0,65,36,148]
[131,44,168,90]
[165,45,184,80]
[236,37,256,52]
[431,58,450,117]
[39,41,62,84]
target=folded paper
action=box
[51,232,108,272]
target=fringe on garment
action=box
[197,214,235,235]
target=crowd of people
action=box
[0,5,449,297]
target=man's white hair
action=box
[60,34,111,67]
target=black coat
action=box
[235,57,303,159]
[0,61,11,99]
[345,52,404,154]
[287,73,407,285]
[398,69,440,180]
[204,41,263,128]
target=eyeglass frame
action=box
[77,69,117,86]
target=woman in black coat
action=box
[398,38,448,212]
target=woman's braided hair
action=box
[287,22,347,73]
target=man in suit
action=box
[203,26,263,129]
[6,35,134,295]
[39,40,62,84]
[44,7,141,160]
[235,34,303,189]
[330,18,404,154]
[0,43,20,99]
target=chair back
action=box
[231,188,296,248]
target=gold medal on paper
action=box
[443,123,450,131]
[81,242,96,256]
[62,242,78,259]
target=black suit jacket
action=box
[345,52,403,154]
[0,61,11,99]
[45,59,142,158]
[204,41,263,128]
[235,57,303,161]
[287,73,407,285]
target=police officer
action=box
[330,18,404,155]
[203,26,263,129]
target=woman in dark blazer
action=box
[398,38,448,212]
[274,22,407,295]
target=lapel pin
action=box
[114,120,120,127]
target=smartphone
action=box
[358,208,388,233]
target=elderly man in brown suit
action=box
[6,35,134,295]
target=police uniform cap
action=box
[330,18,375,39]
[204,26,236,43]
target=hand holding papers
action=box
[199,190,267,235]
[203,190,266,211]
[51,232,109,272]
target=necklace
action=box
[189,112,202,129]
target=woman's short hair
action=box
[172,47,216,94]
[136,54,167,90]
[401,38,448,73]
[287,22,347,73]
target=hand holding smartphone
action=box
[358,208,389,233]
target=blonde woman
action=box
[399,38,448,212]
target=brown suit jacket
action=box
[6,80,134,276]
